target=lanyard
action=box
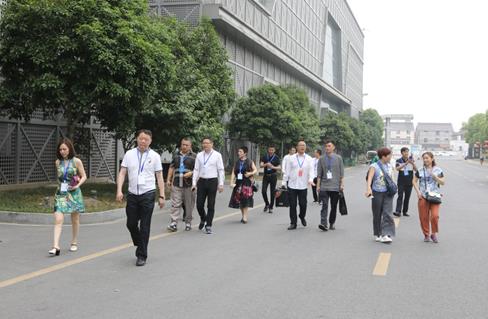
[239,160,245,173]
[179,154,187,167]
[267,154,275,163]
[326,155,333,170]
[203,151,213,166]
[296,154,305,168]
[62,160,71,182]
[138,149,149,175]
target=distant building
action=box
[382,114,414,148]
[415,123,454,151]
[450,131,469,154]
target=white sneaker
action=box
[374,236,381,242]
[381,235,393,243]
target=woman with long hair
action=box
[49,138,87,256]
[413,152,445,243]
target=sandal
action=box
[69,243,78,252]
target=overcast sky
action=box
[347,0,488,131]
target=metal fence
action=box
[0,114,118,186]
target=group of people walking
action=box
[365,147,445,244]
[48,130,446,267]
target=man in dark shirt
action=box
[260,145,281,214]
[394,147,417,217]
[167,137,196,231]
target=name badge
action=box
[298,169,303,177]
[237,173,243,180]
[179,163,185,174]
[403,169,409,176]
[327,171,333,179]
[138,175,146,185]
[60,182,69,193]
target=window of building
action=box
[436,131,440,136]
[322,15,342,90]
[424,138,428,143]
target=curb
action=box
[0,208,126,225]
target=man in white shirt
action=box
[282,140,315,230]
[192,137,225,234]
[281,146,296,179]
[116,129,165,266]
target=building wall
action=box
[416,126,453,151]
[155,0,364,117]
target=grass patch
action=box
[0,183,169,213]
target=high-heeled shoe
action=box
[49,248,60,256]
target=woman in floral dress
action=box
[49,138,87,256]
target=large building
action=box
[153,0,365,118]
[415,123,454,151]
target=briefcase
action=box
[339,191,348,216]
[274,187,290,207]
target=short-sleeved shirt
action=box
[371,162,394,193]
[317,153,344,191]
[121,148,162,195]
[415,166,444,194]
[396,157,414,186]
[169,151,196,188]
[260,153,281,175]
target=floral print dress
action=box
[54,159,85,214]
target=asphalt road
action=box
[1,157,487,319]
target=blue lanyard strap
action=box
[203,151,213,166]
[62,159,72,182]
[296,155,305,168]
[239,160,245,173]
[326,155,333,170]
[138,150,149,174]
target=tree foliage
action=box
[463,111,488,144]
[227,84,320,147]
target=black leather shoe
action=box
[263,205,269,213]
[300,218,307,227]
[318,224,328,231]
[287,224,297,230]
[268,209,273,214]
[393,212,401,217]
[136,257,146,267]
[329,224,335,230]
[198,220,205,230]
[403,213,410,217]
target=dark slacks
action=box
[126,191,155,259]
[312,177,319,202]
[196,178,218,227]
[319,190,340,226]
[288,188,308,225]
[396,183,413,214]
[262,174,278,209]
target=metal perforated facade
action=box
[155,0,364,117]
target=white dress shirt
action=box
[282,154,291,175]
[121,148,162,195]
[312,157,319,178]
[283,153,314,190]
[192,149,225,187]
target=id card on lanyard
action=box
[138,150,149,185]
[60,160,71,193]
[297,155,304,177]
[266,154,275,172]
[237,160,245,180]
[326,156,333,179]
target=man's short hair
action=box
[400,147,409,153]
[136,129,152,138]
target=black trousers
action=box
[319,190,340,226]
[396,184,413,214]
[126,191,155,259]
[196,178,218,227]
[262,174,277,209]
[288,188,308,225]
[312,177,319,202]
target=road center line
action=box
[373,252,391,276]
[0,204,264,289]
[394,217,400,228]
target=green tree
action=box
[359,108,384,150]
[319,112,355,154]
[463,111,488,144]
[137,17,235,151]
[0,0,174,140]
[228,84,319,147]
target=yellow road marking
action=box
[373,253,391,276]
[0,204,264,289]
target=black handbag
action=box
[377,163,398,197]
[339,191,348,216]
[423,168,442,204]
[274,186,289,207]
